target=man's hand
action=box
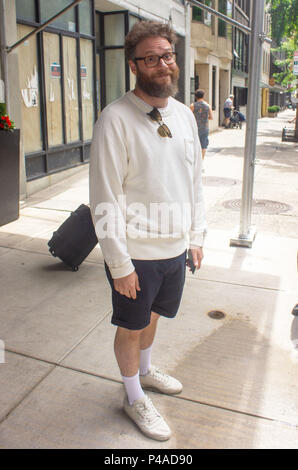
[188,246,204,272]
[113,270,141,299]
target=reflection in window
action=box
[129,15,140,31]
[192,0,212,25]
[40,0,76,32]
[79,0,93,35]
[104,14,125,46]
[218,0,226,37]
[16,0,36,21]
[80,39,94,140]
[17,24,43,153]
[226,1,233,39]
[44,33,63,147]
[63,36,80,142]
[105,49,126,105]
[204,0,212,26]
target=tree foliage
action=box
[266,0,297,90]
[267,0,298,46]
[272,37,296,90]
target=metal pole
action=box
[6,0,83,53]
[0,0,10,113]
[230,0,265,247]
[184,2,191,106]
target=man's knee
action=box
[116,326,143,342]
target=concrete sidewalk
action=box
[0,109,297,449]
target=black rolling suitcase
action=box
[48,204,98,271]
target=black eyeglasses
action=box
[134,52,177,68]
[147,107,172,138]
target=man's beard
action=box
[136,66,180,98]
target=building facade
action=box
[190,0,253,129]
[190,0,233,130]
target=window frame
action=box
[16,0,97,181]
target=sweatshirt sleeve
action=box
[89,109,135,279]
[189,115,207,247]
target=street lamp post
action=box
[230,0,265,247]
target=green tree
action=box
[267,0,298,46]
[272,36,296,91]
[267,0,297,90]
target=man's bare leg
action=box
[114,327,141,377]
[114,313,160,406]
[114,312,160,376]
[140,311,160,350]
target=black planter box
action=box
[0,129,20,227]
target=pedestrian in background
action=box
[223,94,234,128]
[90,20,206,441]
[190,89,213,171]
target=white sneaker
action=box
[140,366,182,395]
[123,394,171,441]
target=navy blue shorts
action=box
[105,251,187,331]
[224,108,231,118]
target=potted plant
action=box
[0,103,20,226]
[268,105,279,117]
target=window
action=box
[233,29,248,73]
[218,0,226,37]
[96,11,133,108]
[43,32,63,147]
[104,13,125,46]
[80,39,94,140]
[236,0,250,16]
[79,0,93,35]
[17,24,43,154]
[63,36,80,143]
[226,1,232,39]
[17,0,95,180]
[16,0,36,21]
[212,66,216,110]
[105,49,126,106]
[192,0,212,26]
[40,0,76,32]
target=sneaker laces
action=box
[135,397,161,425]
[150,367,170,384]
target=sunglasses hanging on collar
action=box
[147,107,172,138]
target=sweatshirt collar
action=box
[126,91,173,118]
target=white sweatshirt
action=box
[89,91,206,279]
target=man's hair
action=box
[195,89,205,99]
[229,94,234,98]
[125,20,177,61]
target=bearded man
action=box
[90,20,206,441]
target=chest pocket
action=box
[184,139,194,166]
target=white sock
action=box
[139,345,152,376]
[122,371,145,406]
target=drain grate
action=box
[208,310,226,320]
[222,199,292,215]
